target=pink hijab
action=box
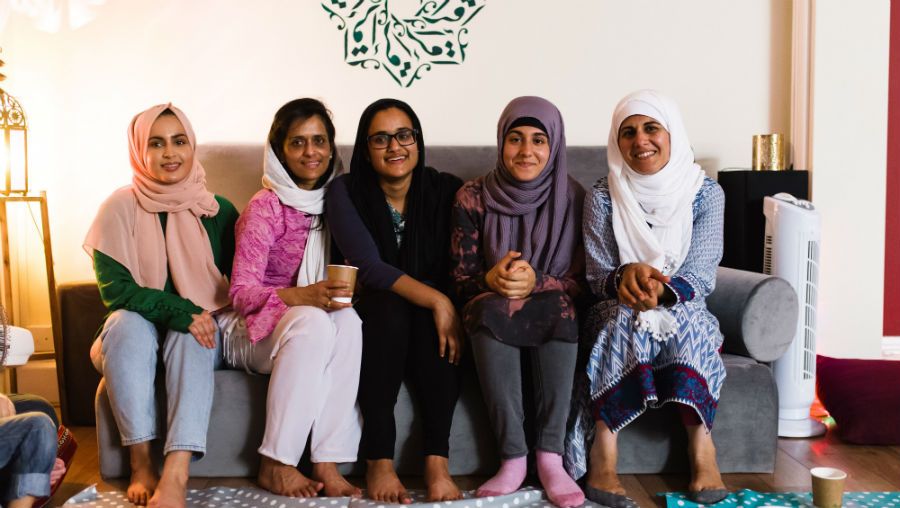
[84,103,230,311]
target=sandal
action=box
[584,485,639,508]
[687,488,730,505]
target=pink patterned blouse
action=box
[230,189,313,343]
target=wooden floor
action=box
[49,426,900,507]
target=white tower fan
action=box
[763,193,826,438]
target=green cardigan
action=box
[93,195,238,332]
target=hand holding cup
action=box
[326,264,358,304]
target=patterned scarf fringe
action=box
[633,308,677,343]
[218,313,254,373]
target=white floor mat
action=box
[64,485,600,508]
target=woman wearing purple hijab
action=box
[450,96,585,508]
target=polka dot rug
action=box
[63,485,608,508]
[664,488,900,507]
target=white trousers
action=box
[239,306,363,465]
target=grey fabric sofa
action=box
[55,144,798,478]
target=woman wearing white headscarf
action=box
[228,99,362,499]
[564,90,728,507]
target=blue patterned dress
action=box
[564,176,726,480]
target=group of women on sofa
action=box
[84,89,728,508]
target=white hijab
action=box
[607,90,705,341]
[262,144,342,286]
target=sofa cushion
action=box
[816,355,900,445]
[707,267,798,362]
[97,360,499,478]
[97,352,777,477]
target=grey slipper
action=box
[688,488,730,504]
[583,486,639,508]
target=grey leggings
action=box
[470,329,577,459]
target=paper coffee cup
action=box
[326,264,358,303]
[811,467,846,508]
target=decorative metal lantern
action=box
[0,54,28,195]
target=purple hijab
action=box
[481,96,580,276]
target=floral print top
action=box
[229,189,314,343]
[450,176,585,347]
[387,200,406,247]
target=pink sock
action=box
[476,456,527,497]
[536,451,585,508]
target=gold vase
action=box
[752,134,785,171]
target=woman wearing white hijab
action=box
[564,90,728,506]
[228,99,363,498]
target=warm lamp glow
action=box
[0,87,28,195]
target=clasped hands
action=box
[618,262,670,313]
[486,250,536,299]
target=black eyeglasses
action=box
[367,129,418,149]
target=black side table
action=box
[717,169,809,273]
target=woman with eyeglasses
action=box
[450,96,585,508]
[326,98,464,503]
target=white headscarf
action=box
[261,144,342,286]
[607,89,705,341]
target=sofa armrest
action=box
[707,266,798,363]
[57,281,106,426]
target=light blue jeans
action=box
[97,309,223,457]
[0,411,56,502]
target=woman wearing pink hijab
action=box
[84,104,239,507]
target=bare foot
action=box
[258,456,323,498]
[128,442,159,506]
[147,451,193,508]
[312,462,362,497]
[587,422,626,496]
[424,455,461,501]
[687,426,726,494]
[147,468,187,508]
[366,459,411,504]
[586,467,625,495]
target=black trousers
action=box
[355,290,461,459]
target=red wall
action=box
[885,0,900,334]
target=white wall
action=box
[5,1,890,361]
[811,0,890,359]
[1,0,792,288]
